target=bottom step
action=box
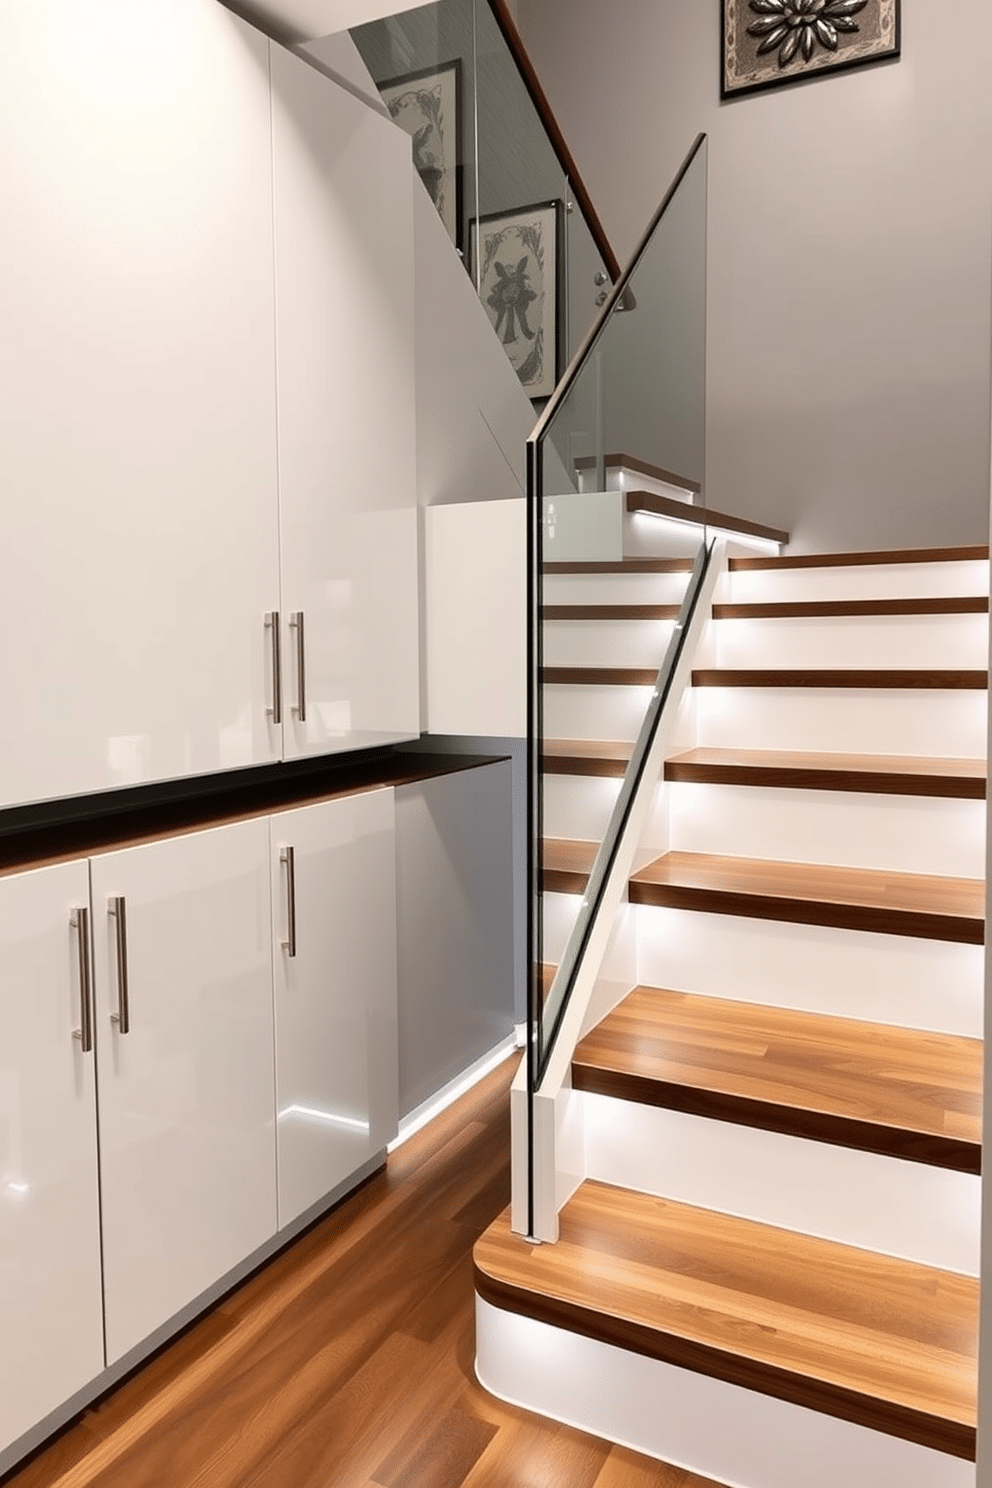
[474,1183,977,1483]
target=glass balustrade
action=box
[350,0,612,392]
[526,135,709,1236]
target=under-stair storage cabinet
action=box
[0,3,419,814]
[0,861,104,1453]
[0,1,283,809]
[269,48,420,759]
[271,788,398,1229]
[90,819,278,1365]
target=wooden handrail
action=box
[486,0,622,283]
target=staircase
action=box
[476,540,988,1488]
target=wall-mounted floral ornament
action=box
[722,0,900,98]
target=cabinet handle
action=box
[108,896,131,1035]
[265,611,282,725]
[280,845,297,958]
[289,611,306,722]
[71,906,94,1054]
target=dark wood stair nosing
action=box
[543,558,695,575]
[542,666,659,687]
[728,544,989,572]
[628,878,984,945]
[663,757,987,799]
[690,668,988,690]
[472,1263,976,1462]
[626,489,789,546]
[569,1062,981,1175]
[712,596,990,619]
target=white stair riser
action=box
[476,1300,972,1488]
[579,1093,979,1275]
[694,686,988,756]
[634,905,983,1037]
[544,682,655,743]
[544,619,677,668]
[543,890,582,965]
[721,559,989,605]
[543,573,691,606]
[667,782,986,877]
[710,613,988,669]
[544,775,622,843]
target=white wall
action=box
[515,0,992,553]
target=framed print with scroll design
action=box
[470,199,563,403]
[380,60,462,248]
[722,0,900,99]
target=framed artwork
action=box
[380,60,462,248]
[471,200,563,402]
[722,0,900,99]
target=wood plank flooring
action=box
[663,747,987,798]
[0,1060,716,1488]
[629,850,985,943]
[474,1183,979,1459]
[572,986,982,1171]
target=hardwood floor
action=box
[0,1059,717,1488]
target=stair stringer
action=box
[510,538,729,1241]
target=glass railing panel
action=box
[350,0,611,391]
[530,136,709,1093]
[351,0,480,266]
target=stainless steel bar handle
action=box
[280,845,297,958]
[108,896,131,1035]
[71,906,94,1054]
[289,611,306,722]
[265,611,282,725]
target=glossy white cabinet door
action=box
[270,47,420,758]
[0,1,281,811]
[91,820,277,1365]
[0,861,104,1453]
[271,789,398,1228]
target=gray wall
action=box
[515,0,992,553]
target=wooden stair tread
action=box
[573,986,981,1171]
[626,489,789,546]
[691,668,988,689]
[664,747,987,798]
[713,596,990,619]
[542,603,681,620]
[729,544,989,572]
[573,452,701,494]
[543,558,694,575]
[543,666,658,686]
[474,1184,978,1458]
[629,851,985,943]
[543,739,632,778]
[542,837,599,894]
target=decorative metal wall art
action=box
[470,200,563,402]
[380,61,462,247]
[722,0,900,99]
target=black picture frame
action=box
[470,198,564,403]
[380,59,463,250]
[722,0,900,100]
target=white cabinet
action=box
[0,1,283,811]
[271,789,398,1228]
[90,819,278,1365]
[270,46,420,758]
[0,861,104,1451]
